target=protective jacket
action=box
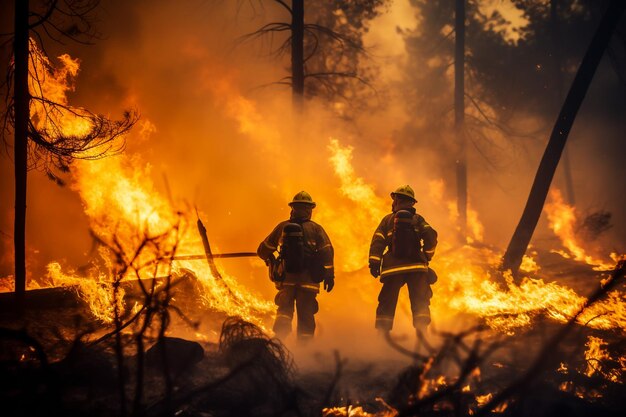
[257,214,334,292]
[369,207,437,279]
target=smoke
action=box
[1,0,624,362]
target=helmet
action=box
[390,185,417,202]
[288,191,316,207]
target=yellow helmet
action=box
[288,191,316,207]
[390,185,417,202]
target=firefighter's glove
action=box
[323,276,334,292]
[369,262,381,278]
[264,253,276,267]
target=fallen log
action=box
[0,273,196,313]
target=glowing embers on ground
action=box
[323,398,398,417]
[583,335,622,382]
[436,247,626,334]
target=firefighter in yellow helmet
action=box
[257,191,335,341]
[368,185,438,337]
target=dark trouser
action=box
[375,272,432,331]
[273,284,319,339]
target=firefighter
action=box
[368,185,438,337]
[257,191,335,341]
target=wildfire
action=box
[28,40,92,140]
[323,398,398,417]
[583,335,622,383]
[324,138,387,271]
[327,139,626,335]
[545,189,613,270]
[54,153,274,326]
[28,42,272,327]
[15,40,626,342]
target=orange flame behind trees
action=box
[25,42,272,327]
[326,138,626,335]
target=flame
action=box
[27,42,272,327]
[47,262,123,323]
[475,393,492,406]
[325,139,626,335]
[520,252,540,273]
[29,40,93,142]
[323,402,397,417]
[583,335,621,383]
[584,336,608,377]
[324,138,387,271]
[546,190,612,270]
[17,41,626,344]
[60,154,273,325]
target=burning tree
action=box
[502,0,626,277]
[1,0,138,307]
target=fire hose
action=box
[193,214,257,305]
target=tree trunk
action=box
[14,0,29,309]
[291,0,304,109]
[551,0,576,205]
[502,0,626,277]
[455,0,467,238]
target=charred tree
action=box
[13,0,29,307]
[455,0,467,239]
[550,0,576,206]
[502,0,626,277]
[3,0,137,308]
[241,1,382,110]
[291,0,304,108]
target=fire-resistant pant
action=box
[375,272,432,331]
[273,284,319,339]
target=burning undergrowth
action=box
[1,16,625,416]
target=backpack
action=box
[279,222,327,282]
[391,210,420,259]
[281,223,306,273]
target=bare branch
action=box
[272,0,292,15]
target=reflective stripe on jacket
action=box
[369,208,437,278]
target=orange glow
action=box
[546,189,612,270]
[26,43,273,327]
[7,38,625,347]
[584,336,609,377]
[583,335,622,383]
[29,40,93,143]
[322,405,397,417]
[324,140,626,335]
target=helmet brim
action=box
[288,201,316,208]
[390,192,417,203]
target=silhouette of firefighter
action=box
[369,185,438,337]
[257,191,335,341]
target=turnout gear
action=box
[258,193,334,339]
[323,276,334,292]
[288,191,316,207]
[392,210,420,259]
[369,207,437,278]
[390,185,417,202]
[273,286,318,338]
[266,254,285,283]
[369,261,381,278]
[369,186,437,332]
[282,223,306,273]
